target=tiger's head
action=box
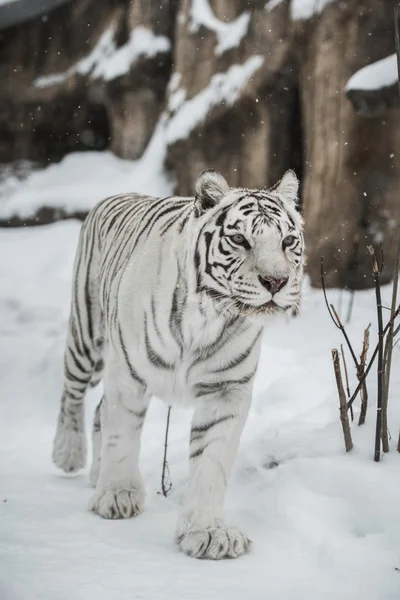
[192,169,304,318]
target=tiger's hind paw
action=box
[52,424,87,473]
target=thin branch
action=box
[340,345,350,397]
[341,345,353,421]
[347,302,400,409]
[358,324,370,426]
[321,257,367,405]
[332,349,353,452]
[382,231,400,452]
[321,257,340,328]
[161,406,172,497]
[331,303,359,367]
[368,246,384,462]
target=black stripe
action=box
[190,414,236,441]
[144,314,174,370]
[194,368,257,398]
[117,324,146,387]
[212,330,262,373]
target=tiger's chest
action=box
[133,304,261,407]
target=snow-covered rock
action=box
[346,54,398,92]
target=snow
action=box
[1,220,400,599]
[0,119,173,221]
[291,0,337,20]
[190,0,250,56]
[166,56,264,144]
[346,54,398,92]
[264,0,285,12]
[93,26,171,82]
[34,25,170,88]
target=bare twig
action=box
[341,344,350,398]
[332,349,353,452]
[358,324,370,426]
[321,257,367,404]
[341,345,353,421]
[161,406,172,497]
[368,246,384,462]
[321,258,341,328]
[382,231,400,452]
[347,302,400,409]
[330,303,359,367]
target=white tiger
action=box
[52,169,304,560]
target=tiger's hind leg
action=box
[89,398,102,487]
[52,216,103,473]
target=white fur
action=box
[52,421,86,473]
[53,170,304,559]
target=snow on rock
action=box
[190,0,250,56]
[345,54,398,92]
[34,25,170,88]
[94,26,171,82]
[166,55,264,144]
[0,118,173,220]
[1,220,400,599]
[167,73,187,113]
[264,0,285,11]
[291,0,337,20]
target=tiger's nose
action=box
[258,275,288,294]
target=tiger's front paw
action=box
[176,526,251,560]
[89,487,145,519]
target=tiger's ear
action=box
[194,170,230,216]
[274,170,299,205]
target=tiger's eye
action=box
[283,235,295,248]
[231,234,246,245]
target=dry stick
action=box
[347,302,400,410]
[368,246,384,462]
[341,344,351,398]
[332,349,353,452]
[161,406,172,497]
[341,344,353,422]
[358,324,371,426]
[382,232,400,451]
[321,257,367,412]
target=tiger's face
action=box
[193,170,304,318]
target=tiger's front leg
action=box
[89,350,150,519]
[176,386,253,559]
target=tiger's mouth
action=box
[233,298,285,316]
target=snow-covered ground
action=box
[0,125,173,221]
[1,219,400,600]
